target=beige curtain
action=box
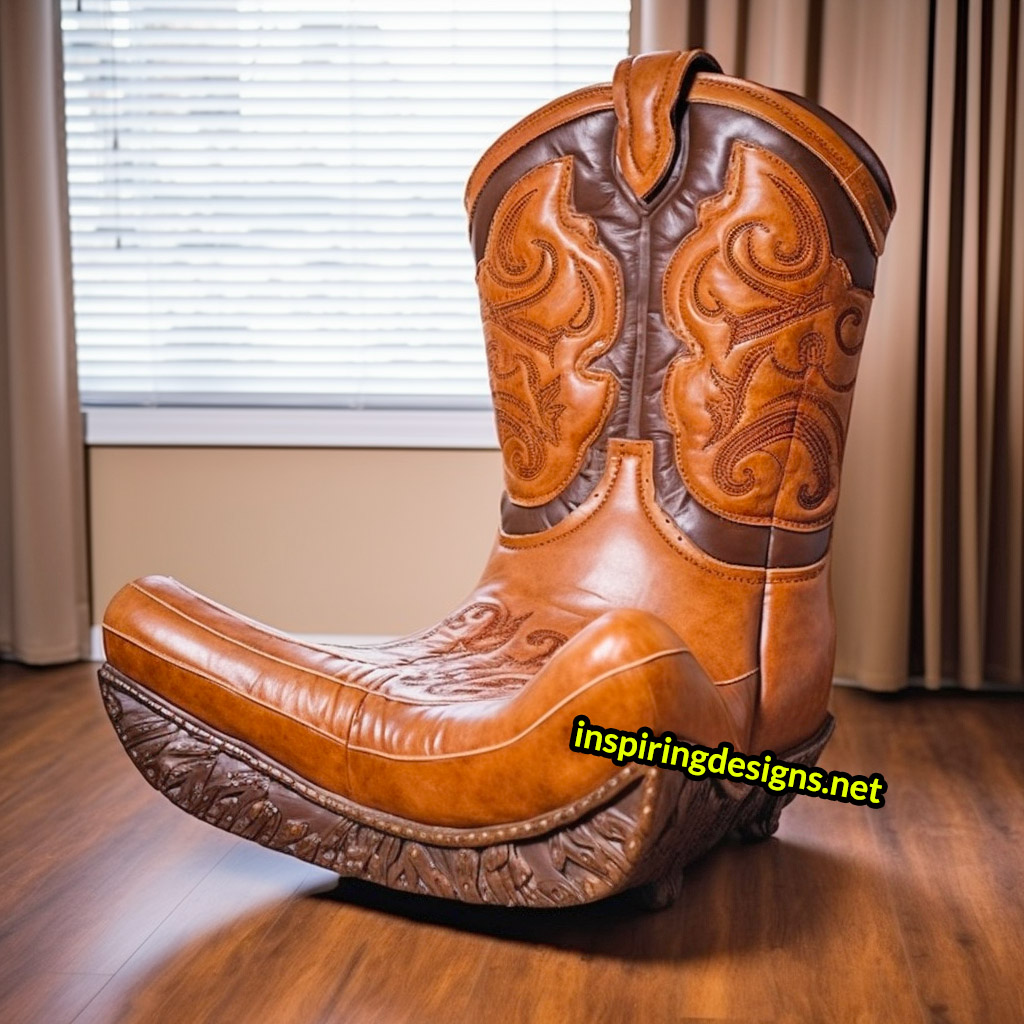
[0,0,90,664]
[632,0,1024,691]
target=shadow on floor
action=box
[74,833,921,1023]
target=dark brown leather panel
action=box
[465,84,613,220]
[754,563,837,752]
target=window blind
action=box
[60,0,630,408]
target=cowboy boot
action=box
[99,49,894,909]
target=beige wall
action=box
[88,447,503,637]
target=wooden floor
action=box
[1,663,1022,1024]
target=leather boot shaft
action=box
[467,50,893,563]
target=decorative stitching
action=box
[478,156,623,506]
[661,142,873,531]
[715,667,758,687]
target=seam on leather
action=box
[102,664,647,846]
[346,645,692,761]
[343,687,371,798]
[103,623,377,747]
[145,577,397,662]
[715,667,758,687]
[127,583,395,695]
[104,621,691,765]
[111,592,517,707]
[131,582,557,705]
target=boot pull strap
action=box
[613,49,722,202]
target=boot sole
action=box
[98,663,833,910]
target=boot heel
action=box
[635,871,686,911]
[630,715,837,911]
[732,715,836,843]
[734,793,792,841]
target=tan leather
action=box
[103,51,894,841]
[477,156,622,505]
[757,564,836,752]
[612,50,718,200]
[688,73,893,254]
[662,141,872,530]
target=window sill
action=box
[82,406,500,450]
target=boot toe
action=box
[102,575,739,831]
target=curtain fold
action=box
[632,0,1024,690]
[0,0,90,664]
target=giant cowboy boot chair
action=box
[99,50,894,909]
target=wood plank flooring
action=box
[1,661,1021,1024]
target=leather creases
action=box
[477,156,623,507]
[662,141,872,530]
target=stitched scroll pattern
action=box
[477,156,623,507]
[662,141,873,529]
[332,600,568,701]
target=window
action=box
[61,0,630,423]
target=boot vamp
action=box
[103,575,741,829]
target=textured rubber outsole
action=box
[98,663,833,909]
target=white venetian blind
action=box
[60,0,630,407]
